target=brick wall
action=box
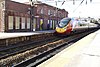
[0,0,68,32]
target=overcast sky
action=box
[12,0,100,18]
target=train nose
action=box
[56,28,66,33]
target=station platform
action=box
[37,29,100,67]
[0,30,55,39]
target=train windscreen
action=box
[58,18,71,28]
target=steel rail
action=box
[14,29,98,67]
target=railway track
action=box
[0,33,62,66]
[0,29,98,67]
[0,35,60,59]
[14,29,98,67]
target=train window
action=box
[58,18,71,28]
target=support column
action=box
[0,1,6,32]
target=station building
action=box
[0,0,68,32]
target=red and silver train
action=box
[55,17,98,35]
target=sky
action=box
[12,0,100,18]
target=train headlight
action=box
[56,27,58,30]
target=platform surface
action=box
[37,30,100,67]
[0,30,55,39]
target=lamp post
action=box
[55,1,58,24]
[29,0,35,31]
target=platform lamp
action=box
[55,1,58,24]
[29,0,35,31]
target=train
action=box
[55,17,98,35]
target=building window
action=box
[48,10,50,15]
[1,1,5,9]
[21,17,25,29]
[40,19,43,30]
[54,11,56,16]
[27,18,30,29]
[41,8,44,14]
[50,20,52,29]
[55,20,57,26]
[48,20,49,24]
[33,18,36,31]
[53,20,55,29]
[47,20,50,29]
[8,16,13,29]
[51,10,53,16]
[15,17,20,29]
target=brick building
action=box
[0,0,68,32]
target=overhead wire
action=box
[73,0,85,12]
